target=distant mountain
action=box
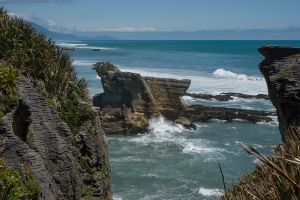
[29,22,117,40]
[89,28,300,40]
[29,22,300,41]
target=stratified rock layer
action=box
[93,62,191,134]
[259,46,300,139]
[0,76,112,200]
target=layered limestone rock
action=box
[0,76,112,200]
[93,62,191,134]
[259,46,300,139]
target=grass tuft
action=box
[222,127,300,200]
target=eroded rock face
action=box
[93,62,191,134]
[259,46,300,139]
[0,76,112,200]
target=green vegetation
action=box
[0,7,94,132]
[0,157,40,200]
[223,127,300,200]
[0,62,19,120]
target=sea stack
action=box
[259,46,300,139]
[92,62,191,134]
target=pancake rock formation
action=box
[93,62,191,134]
[259,46,300,139]
[0,76,112,200]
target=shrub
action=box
[0,63,19,95]
[0,62,19,120]
[0,157,40,200]
[0,7,91,132]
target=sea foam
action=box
[56,41,115,50]
[130,116,227,161]
[119,66,268,95]
[213,68,264,81]
[198,187,223,196]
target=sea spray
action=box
[213,68,264,81]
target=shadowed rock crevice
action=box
[12,100,31,142]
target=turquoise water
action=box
[61,40,300,200]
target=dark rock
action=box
[180,105,276,124]
[258,45,300,139]
[93,62,191,134]
[0,76,112,200]
[74,113,112,199]
[186,92,269,101]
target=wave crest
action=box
[213,68,263,81]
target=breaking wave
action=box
[119,66,268,95]
[213,68,264,81]
[56,41,115,50]
[130,116,227,161]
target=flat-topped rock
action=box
[93,62,191,134]
[259,46,300,139]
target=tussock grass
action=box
[222,127,300,200]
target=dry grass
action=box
[222,127,300,200]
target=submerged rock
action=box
[93,62,191,134]
[259,46,300,139]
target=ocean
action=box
[58,40,300,200]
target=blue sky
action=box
[2,0,300,32]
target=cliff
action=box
[93,62,191,134]
[259,46,300,139]
[0,76,112,200]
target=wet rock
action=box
[186,92,269,101]
[180,105,276,124]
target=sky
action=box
[1,0,300,32]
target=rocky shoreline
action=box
[186,92,269,101]
[92,62,276,134]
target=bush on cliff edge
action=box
[0,7,95,133]
[0,62,18,120]
[0,157,40,200]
